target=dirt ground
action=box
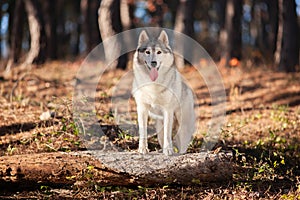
[0,60,299,199]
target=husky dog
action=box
[132,30,195,156]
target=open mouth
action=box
[149,67,158,81]
[145,62,160,81]
[147,66,160,71]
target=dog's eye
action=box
[157,51,162,54]
[145,50,150,55]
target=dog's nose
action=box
[151,61,157,67]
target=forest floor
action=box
[0,60,299,199]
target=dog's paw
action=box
[138,147,149,154]
[163,148,174,156]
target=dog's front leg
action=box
[137,103,149,154]
[163,109,174,156]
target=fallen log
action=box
[0,151,232,187]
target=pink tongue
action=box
[149,68,158,81]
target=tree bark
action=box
[98,0,128,69]
[251,0,269,53]
[174,0,196,69]
[0,1,2,58]
[0,151,232,186]
[81,0,101,53]
[266,0,278,54]
[217,0,227,62]
[275,0,299,72]
[72,0,81,56]
[42,0,57,60]
[23,0,46,66]
[5,0,25,74]
[89,0,101,46]
[56,0,66,58]
[220,0,242,66]
[41,0,57,59]
[229,0,242,61]
[274,0,283,69]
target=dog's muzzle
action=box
[151,61,157,67]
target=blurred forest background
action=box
[0,0,299,72]
[0,1,300,198]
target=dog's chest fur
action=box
[132,62,183,107]
[135,83,172,106]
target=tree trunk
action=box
[81,0,101,53]
[0,1,2,58]
[56,0,66,58]
[98,0,127,69]
[220,0,242,67]
[42,0,57,60]
[266,0,278,54]
[120,0,133,30]
[274,0,283,68]
[173,1,185,69]
[174,0,196,69]
[0,151,232,186]
[81,0,89,53]
[89,0,101,46]
[229,0,242,61]
[72,0,81,56]
[217,0,227,62]
[251,0,268,53]
[275,0,299,72]
[23,0,46,66]
[4,0,25,74]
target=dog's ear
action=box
[158,30,169,46]
[138,30,149,46]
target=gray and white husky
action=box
[132,30,195,156]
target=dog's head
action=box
[136,30,174,81]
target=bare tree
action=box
[275,0,299,72]
[81,0,101,53]
[251,1,269,54]
[266,0,278,54]
[23,0,46,66]
[56,0,67,58]
[120,0,134,30]
[0,1,2,58]
[220,0,242,66]
[217,0,227,62]
[72,0,81,56]
[98,0,132,69]
[42,0,57,60]
[174,0,195,37]
[274,0,283,69]
[5,0,25,74]
[174,0,196,69]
